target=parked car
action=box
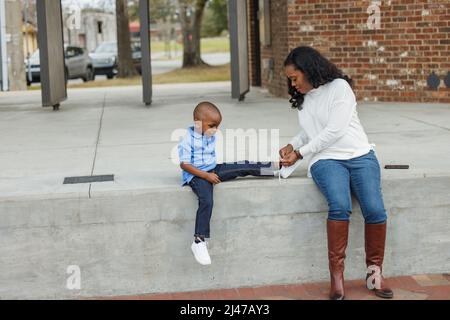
[131,43,142,75]
[89,42,118,79]
[24,45,94,86]
[89,41,142,79]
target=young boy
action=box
[178,101,277,265]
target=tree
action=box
[178,0,208,67]
[126,0,210,68]
[129,0,177,58]
[129,0,176,24]
[115,0,138,77]
[201,0,227,37]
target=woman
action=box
[279,46,393,300]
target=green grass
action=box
[151,36,229,54]
[153,63,230,84]
[200,37,230,53]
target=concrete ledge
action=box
[1,175,449,299]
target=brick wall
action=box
[254,0,290,97]
[256,0,449,103]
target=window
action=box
[65,47,83,57]
[258,0,271,47]
[65,47,76,57]
[74,47,84,56]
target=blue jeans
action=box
[189,161,274,238]
[310,150,387,224]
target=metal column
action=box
[36,0,67,110]
[228,0,249,101]
[0,0,8,91]
[139,0,152,105]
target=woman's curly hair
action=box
[284,46,353,110]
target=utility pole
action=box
[24,0,32,84]
[0,0,8,91]
[3,0,26,91]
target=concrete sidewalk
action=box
[1,82,449,199]
[0,82,449,299]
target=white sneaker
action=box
[276,160,302,179]
[191,240,211,265]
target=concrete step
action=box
[1,174,449,299]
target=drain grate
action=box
[63,174,114,184]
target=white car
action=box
[25,45,94,86]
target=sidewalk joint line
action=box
[399,114,450,132]
[89,92,107,198]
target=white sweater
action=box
[289,78,373,177]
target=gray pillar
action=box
[4,0,26,91]
[36,0,67,109]
[0,0,8,91]
[228,0,249,101]
[139,0,152,105]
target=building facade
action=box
[22,22,38,58]
[247,0,449,103]
[62,8,117,53]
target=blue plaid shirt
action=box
[178,126,217,185]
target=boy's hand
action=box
[180,163,221,184]
[204,172,221,185]
[279,144,294,159]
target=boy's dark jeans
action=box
[188,161,274,239]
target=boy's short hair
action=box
[193,101,221,120]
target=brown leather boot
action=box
[365,223,394,299]
[327,219,349,300]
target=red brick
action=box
[266,285,291,297]
[219,288,240,300]
[284,284,314,300]
[203,290,224,300]
[252,285,275,298]
[247,0,450,103]
[424,286,450,300]
[90,273,450,300]
[384,276,421,290]
[171,292,198,300]
[302,282,329,299]
[139,293,175,300]
[236,287,256,300]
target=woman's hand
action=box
[279,144,294,159]
[204,172,221,185]
[280,150,302,167]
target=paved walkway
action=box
[103,273,450,300]
[1,82,450,200]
